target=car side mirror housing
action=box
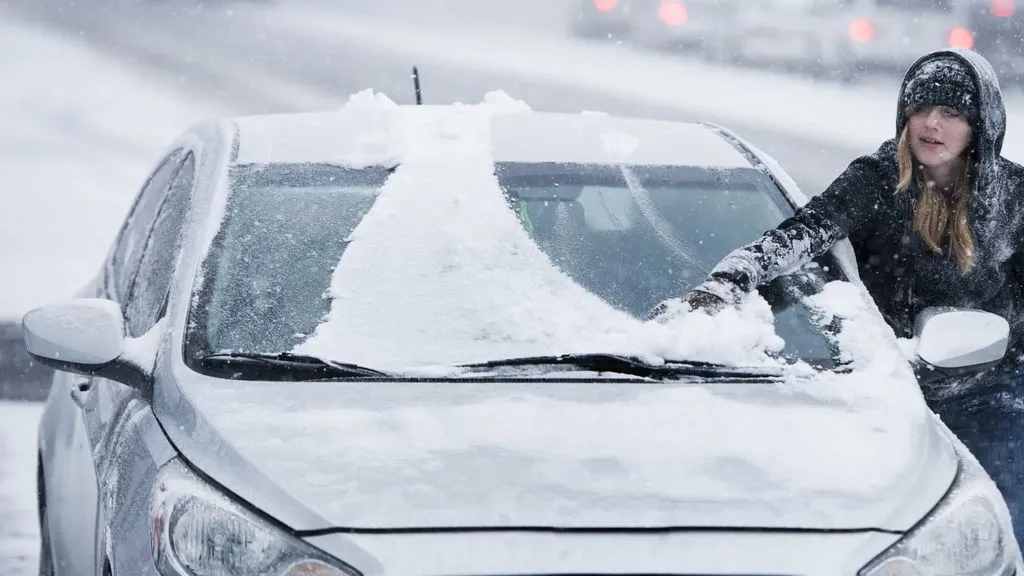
[22,299,151,389]
[914,307,1009,383]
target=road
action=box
[0,0,877,195]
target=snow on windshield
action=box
[295,92,779,370]
[293,91,906,377]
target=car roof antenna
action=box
[412,66,423,105]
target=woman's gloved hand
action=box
[646,289,729,321]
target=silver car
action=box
[23,103,1023,576]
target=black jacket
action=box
[694,48,1024,360]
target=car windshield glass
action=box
[186,161,847,377]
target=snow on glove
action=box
[646,276,746,321]
[647,289,728,321]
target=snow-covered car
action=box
[23,92,1023,576]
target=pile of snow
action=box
[342,88,398,110]
[0,18,217,320]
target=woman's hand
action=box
[647,289,729,321]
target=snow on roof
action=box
[232,93,753,169]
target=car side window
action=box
[110,150,184,302]
[124,153,196,337]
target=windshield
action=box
[185,161,846,377]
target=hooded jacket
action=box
[693,48,1024,361]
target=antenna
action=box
[412,66,423,105]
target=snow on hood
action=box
[179,366,943,530]
[180,278,944,531]
[294,93,793,371]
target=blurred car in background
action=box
[570,0,739,51]
[631,0,741,51]
[570,0,637,40]
[707,0,1024,82]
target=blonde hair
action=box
[896,125,975,271]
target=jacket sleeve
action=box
[693,141,896,304]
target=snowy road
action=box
[0,402,44,576]
[3,0,874,197]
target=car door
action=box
[91,151,197,571]
[42,150,189,576]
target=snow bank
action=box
[0,18,216,319]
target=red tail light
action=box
[594,0,618,12]
[658,1,688,26]
[992,0,1016,18]
[949,26,975,48]
[848,18,875,43]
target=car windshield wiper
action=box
[461,353,783,380]
[199,351,390,380]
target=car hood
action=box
[163,376,957,532]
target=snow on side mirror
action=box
[23,298,126,368]
[915,307,1009,379]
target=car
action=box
[711,0,1024,82]
[23,93,1024,576]
[631,0,741,52]
[570,0,739,51]
[569,0,637,40]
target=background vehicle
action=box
[570,0,637,40]
[571,0,738,51]
[22,102,1022,576]
[713,0,1024,81]
[627,0,740,51]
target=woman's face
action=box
[906,106,973,168]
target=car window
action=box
[110,150,184,303]
[187,162,846,374]
[124,153,196,337]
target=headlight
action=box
[859,448,1020,576]
[151,459,359,576]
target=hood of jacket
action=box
[895,49,1022,270]
[896,49,1010,229]
[896,48,1006,166]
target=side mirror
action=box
[22,299,150,388]
[914,307,1009,383]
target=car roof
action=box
[230,107,756,169]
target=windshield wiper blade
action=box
[199,351,389,380]
[461,353,783,380]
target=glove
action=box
[647,289,729,321]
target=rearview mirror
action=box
[22,299,149,388]
[914,307,1008,382]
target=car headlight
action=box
[151,459,359,576]
[859,448,1020,576]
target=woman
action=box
[656,48,1024,545]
